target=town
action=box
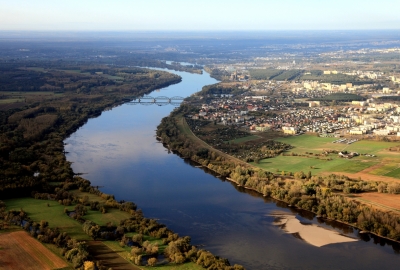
[189,54,400,140]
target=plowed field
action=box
[0,231,68,270]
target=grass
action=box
[326,160,377,173]
[384,167,400,178]
[275,135,338,152]
[254,134,400,177]
[370,163,400,175]
[85,208,130,226]
[253,155,376,174]
[5,197,90,240]
[69,189,107,202]
[276,134,398,155]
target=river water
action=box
[65,68,400,269]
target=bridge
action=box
[127,96,185,106]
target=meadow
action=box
[253,134,400,178]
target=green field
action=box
[5,194,131,240]
[5,197,90,240]
[253,134,400,177]
[385,167,400,178]
[276,134,399,154]
[85,208,130,226]
[370,163,400,176]
[253,155,377,175]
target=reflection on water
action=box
[66,68,400,270]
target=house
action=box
[256,126,270,132]
[282,126,298,134]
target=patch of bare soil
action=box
[349,192,400,212]
[0,231,67,270]
[322,171,400,183]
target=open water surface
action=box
[65,68,400,269]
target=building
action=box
[256,126,270,132]
[282,126,298,134]
[321,83,332,90]
[309,101,321,107]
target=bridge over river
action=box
[127,96,184,106]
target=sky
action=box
[0,0,399,31]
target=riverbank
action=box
[167,148,400,246]
[156,108,400,244]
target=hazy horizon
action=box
[1,0,399,31]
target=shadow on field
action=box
[88,241,140,270]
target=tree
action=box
[132,233,143,244]
[83,261,95,270]
[147,257,158,267]
[88,224,100,240]
[131,247,143,257]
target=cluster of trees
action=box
[82,220,101,240]
[190,122,249,142]
[203,67,231,81]
[197,83,244,97]
[163,237,244,269]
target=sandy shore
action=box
[271,212,358,247]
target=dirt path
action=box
[87,241,140,270]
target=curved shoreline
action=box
[157,130,400,246]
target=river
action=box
[65,68,400,269]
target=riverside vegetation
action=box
[156,84,400,243]
[0,61,243,269]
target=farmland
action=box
[3,193,211,270]
[0,231,69,270]
[252,134,400,179]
